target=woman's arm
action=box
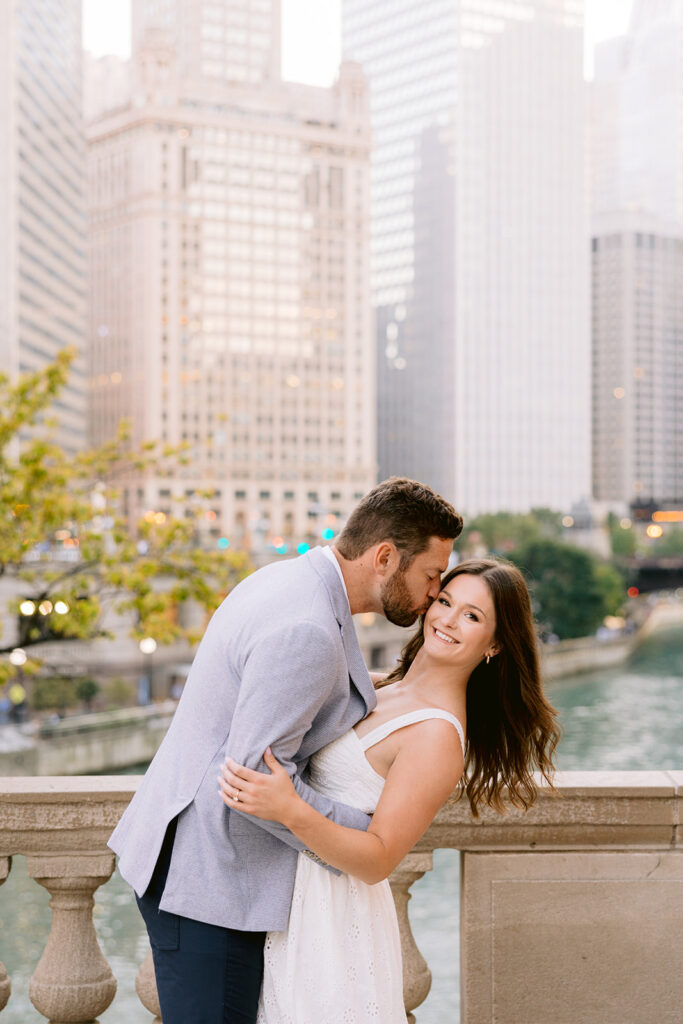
[219,720,463,884]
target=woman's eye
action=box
[438,597,449,606]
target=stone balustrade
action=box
[0,772,681,1023]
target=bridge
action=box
[623,556,683,593]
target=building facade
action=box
[0,0,86,454]
[591,0,683,226]
[87,4,374,550]
[130,0,282,87]
[343,0,591,514]
[592,212,683,510]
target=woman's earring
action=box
[486,654,491,665]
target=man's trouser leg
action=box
[136,818,266,1024]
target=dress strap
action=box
[358,709,465,758]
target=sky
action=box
[83,0,634,84]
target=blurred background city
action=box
[0,1,682,1022]
[0,0,681,707]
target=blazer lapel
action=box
[340,614,377,714]
[307,548,378,715]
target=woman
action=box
[219,558,560,1023]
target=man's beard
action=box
[380,569,423,627]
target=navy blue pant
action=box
[136,818,266,1024]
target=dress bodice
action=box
[307,730,385,815]
[307,708,465,816]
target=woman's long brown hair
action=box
[380,558,560,816]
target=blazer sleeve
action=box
[223,620,371,862]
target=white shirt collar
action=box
[320,545,349,602]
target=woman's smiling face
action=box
[423,572,499,672]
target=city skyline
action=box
[83,0,635,81]
[3,0,679,532]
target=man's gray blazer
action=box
[108,546,378,931]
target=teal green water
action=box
[0,623,681,1023]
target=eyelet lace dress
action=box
[256,709,465,1024]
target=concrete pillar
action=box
[26,852,117,1023]
[136,947,162,1022]
[390,851,434,1022]
[0,857,11,1011]
[460,848,683,1024]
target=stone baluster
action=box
[390,851,434,1024]
[0,857,12,1012]
[26,852,117,1023]
[135,948,161,1022]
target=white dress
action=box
[256,708,466,1024]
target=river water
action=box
[0,621,681,1024]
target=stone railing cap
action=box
[0,777,141,802]
[549,770,679,796]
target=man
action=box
[109,477,462,1023]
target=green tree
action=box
[101,677,136,709]
[31,676,79,715]
[75,678,100,711]
[607,512,637,558]
[456,509,563,556]
[0,351,252,684]
[652,527,683,556]
[510,538,626,640]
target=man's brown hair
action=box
[335,477,463,567]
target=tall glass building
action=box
[343,0,591,514]
[0,0,86,454]
[592,0,683,226]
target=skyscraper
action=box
[87,3,374,548]
[590,2,683,512]
[592,212,683,510]
[343,0,591,513]
[131,0,282,87]
[0,0,86,454]
[592,0,683,225]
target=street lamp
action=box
[138,637,157,705]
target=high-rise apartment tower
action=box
[592,211,683,510]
